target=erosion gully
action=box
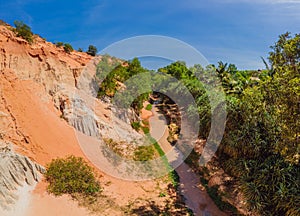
[149,105,227,216]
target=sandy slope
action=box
[0,69,93,215]
[0,70,166,215]
[0,69,85,164]
[0,69,159,215]
[27,182,91,216]
[0,23,196,216]
[0,184,35,216]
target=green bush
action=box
[145,104,152,111]
[45,156,100,196]
[141,126,150,134]
[55,42,64,47]
[131,121,141,131]
[14,20,33,43]
[63,43,73,53]
[134,145,154,161]
[86,45,97,56]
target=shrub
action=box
[86,45,97,56]
[141,126,150,134]
[131,121,141,131]
[78,48,83,52]
[206,186,238,213]
[63,43,73,53]
[134,145,154,161]
[45,156,100,196]
[145,104,152,111]
[13,20,33,43]
[55,42,64,47]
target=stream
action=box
[149,106,227,216]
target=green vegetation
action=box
[63,43,73,53]
[94,32,298,215]
[86,45,98,56]
[54,42,74,53]
[45,156,100,196]
[158,33,299,216]
[141,126,150,134]
[206,185,238,214]
[199,175,239,214]
[96,54,120,77]
[133,145,155,161]
[13,20,33,43]
[145,103,152,111]
[45,155,121,214]
[148,136,180,189]
[97,57,150,111]
[131,121,141,131]
[55,42,64,47]
[142,120,149,126]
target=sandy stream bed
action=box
[149,106,227,216]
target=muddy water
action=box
[149,106,227,216]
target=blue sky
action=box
[0,0,299,69]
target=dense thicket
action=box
[158,33,299,215]
[97,56,150,110]
[45,156,100,196]
[96,34,299,215]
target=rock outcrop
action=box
[0,141,45,210]
[0,22,142,159]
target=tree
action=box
[266,32,300,163]
[63,43,73,53]
[217,33,300,215]
[78,48,83,52]
[87,45,97,56]
[13,20,33,43]
[269,32,300,71]
[158,61,189,80]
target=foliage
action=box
[158,61,190,80]
[206,186,239,214]
[63,43,73,53]
[13,20,33,43]
[78,47,83,52]
[145,103,152,111]
[86,45,98,56]
[45,156,100,196]
[133,145,155,161]
[96,54,120,79]
[131,121,141,131]
[141,126,150,134]
[95,32,299,215]
[157,33,299,215]
[148,136,180,189]
[97,57,150,112]
[198,175,239,214]
[55,42,64,47]
[217,33,300,215]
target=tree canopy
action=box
[157,33,299,215]
[13,20,33,43]
[87,45,98,56]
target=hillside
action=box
[0,22,192,216]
